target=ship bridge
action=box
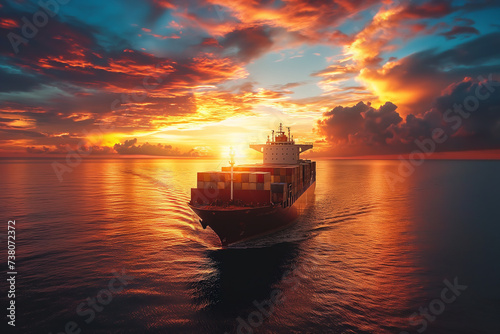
[250,123,313,164]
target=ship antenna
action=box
[229,147,235,202]
[287,127,290,142]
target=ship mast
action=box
[229,147,235,201]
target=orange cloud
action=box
[313,2,461,113]
[207,0,378,41]
[0,18,18,29]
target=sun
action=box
[220,144,248,161]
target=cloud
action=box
[316,78,500,157]
[20,137,205,157]
[221,26,274,62]
[358,32,500,114]
[24,144,115,155]
[439,25,480,40]
[433,78,500,142]
[0,128,46,139]
[398,0,454,19]
[308,2,456,105]
[316,101,402,147]
[0,1,247,118]
[310,1,495,114]
[207,0,379,41]
[113,138,200,156]
[0,65,45,93]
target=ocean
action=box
[1,158,499,334]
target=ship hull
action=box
[189,181,315,246]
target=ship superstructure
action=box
[249,123,313,164]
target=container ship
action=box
[188,124,316,246]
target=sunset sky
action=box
[1,0,499,159]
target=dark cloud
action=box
[317,78,500,156]
[439,26,480,40]
[221,26,274,62]
[0,65,45,93]
[121,138,138,147]
[25,144,115,155]
[399,0,454,19]
[317,101,366,144]
[0,128,46,140]
[457,0,500,12]
[26,146,50,154]
[113,138,199,156]
[21,137,201,157]
[360,32,500,115]
[433,79,500,141]
[453,17,475,26]
[317,101,402,147]
[363,102,403,144]
[422,32,500,67]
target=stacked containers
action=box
[193,162,316,206]
[222,164,309,198]
[219,162,316,202]
[196,171,271,191]
[192,171,272,206]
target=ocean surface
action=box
[1,158,499,334]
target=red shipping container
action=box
[257,173,264,183]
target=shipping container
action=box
[249,173,257,183]
[242,173,249,183]
[256,173,264,183]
